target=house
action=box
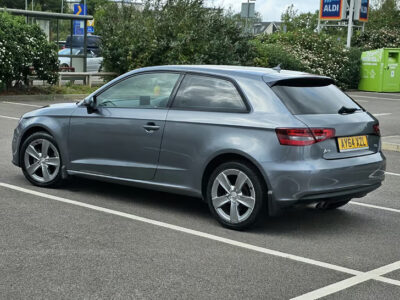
[253,21,282,35]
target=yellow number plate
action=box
[338,136,369,152]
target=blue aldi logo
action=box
[320,0,345,20]
[359,0,369,22]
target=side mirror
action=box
[83,96,97,114]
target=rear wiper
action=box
[338,106,363,115]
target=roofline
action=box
[0,8,93,20]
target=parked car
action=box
[58,48,103,72]
[11,65,386,230]
[65,35,101,56]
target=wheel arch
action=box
[18,125,56,166]
[201,151,272,204]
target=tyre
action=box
[20,132,63,187]
[315,199,351,210]
[206,161,267,230]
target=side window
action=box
[172,75,247,112]
[96,73,180,108]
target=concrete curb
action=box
[382,143,400,153]
[0,94,88,102]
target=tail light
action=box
[276,128,335,146]
[373,123,380,136]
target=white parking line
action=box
[351,202,400,214]
[0,115,19,120]
[291,261,400,300]
[0,182,361,275]
[353,95,400,101]
[350,92,400,97]
[355,99,369,103]
[2,101,42,108]
[1,182,399,289]
[386,171,400,177]
[373,113,392,117]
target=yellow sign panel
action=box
[87,20,95,27]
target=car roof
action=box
[128,65,331,84]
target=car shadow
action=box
[60,176,373,236]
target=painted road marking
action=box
[0,115,19,120]
[386,171,400,177]
[373,113,392,117]
[355,99,368,103]
[351,202,400,214]
[353,95,400,101]
[0,182,398,288]
[349,92,400,97]
[291,261,400,299]
[2,101,42,108]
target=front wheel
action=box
[20,132,63,187]
[206,161,267,230]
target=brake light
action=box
[276,128,335,146]
[373,123,380,136]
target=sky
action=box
[205,0,320,22]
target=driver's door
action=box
[68,72,181,181]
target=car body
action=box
[65,35,101,56]
[12,65,386,229]
[58,48,103,72]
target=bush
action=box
[254,30,361,89]
[352,27,400,51]
[95,0,254,74]
[0,13,59,90]
[251,40,306,71]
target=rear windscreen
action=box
[272,84,361,115]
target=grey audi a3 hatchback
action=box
[12,65,386,229]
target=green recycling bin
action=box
[359,48,400,92]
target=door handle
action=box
[143,122,160,132]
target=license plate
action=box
[338,136,369,152]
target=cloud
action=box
[205,0,319,21]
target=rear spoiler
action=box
[264,76,335,88]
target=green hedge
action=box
[252,30,361,90]
[0,13,59,90]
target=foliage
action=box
[352,27,400,50]
[367,0,400,30]
[0,13,59,89]
[281,4,319,33]
[95,0,254,74]
[80,0,108,15]
[254,30,361,89]
[251,40,305,71]
[0,0,63,12]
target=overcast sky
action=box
[205,0,319,21]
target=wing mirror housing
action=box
[83,95,97,114]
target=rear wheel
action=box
[20,132,63,187]
[316,199,351,210]
[206,161,266,230]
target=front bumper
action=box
[262,152,386,207]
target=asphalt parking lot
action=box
[0,92,399,299]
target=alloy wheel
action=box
[24,138,60,183]
[211,169,256,224]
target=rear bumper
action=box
[261,152,386,207]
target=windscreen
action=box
[272,84,361,115]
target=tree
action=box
[281,4,319,32]
[0,0,63,12]
[80,0,108,15]
[96,0,254,74]
[367,0,400,30]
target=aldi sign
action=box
[355,0,369,22]
[320,0,347,20]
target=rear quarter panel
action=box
[156,109,306,196]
